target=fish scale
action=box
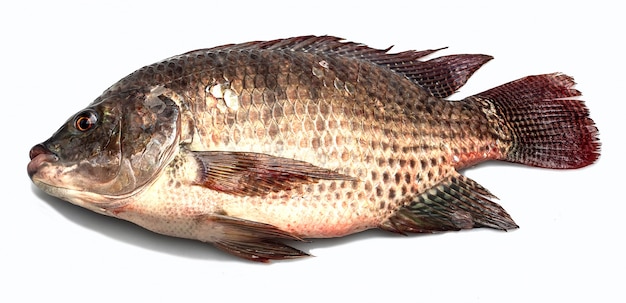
[113,45,494,234]
[28,36,599,262]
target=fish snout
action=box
[28,144,58,179]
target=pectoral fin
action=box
[201,214,309,262]
[192,151,356,196]
[380,173,518,234]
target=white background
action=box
[2,1,623,302]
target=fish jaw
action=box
[28,144,132,214]
[30,179,123,216]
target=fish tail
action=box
[475,73,600,169]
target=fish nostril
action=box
[29,144,51,160]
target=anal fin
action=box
[202,214,309,262]
[381,173,518,234]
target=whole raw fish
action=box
[28,36,600,262]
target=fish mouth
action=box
[27,144,59,179]
[27,143,131,214]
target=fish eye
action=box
[74,110,98,132]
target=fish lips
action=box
[27,144,59,179]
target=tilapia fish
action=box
[28,36,600,262]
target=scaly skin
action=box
[106,46,506,239]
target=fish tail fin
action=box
[474,73,600,169]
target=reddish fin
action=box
[204,214,309,262]
[475,73,600,169]
[380,174,518,234]
[193,151,356,196]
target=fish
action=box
[28,35,600,262]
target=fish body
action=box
[28,36,600,262]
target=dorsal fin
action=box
[198,35,492,98]
[387,54,493,98]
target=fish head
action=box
[28,87,180,211]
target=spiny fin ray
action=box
[189,35,490,98]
